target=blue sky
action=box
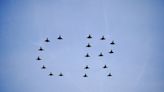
[0,0,164,92]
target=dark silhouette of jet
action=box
[107,73,112,77]
[85,53,90,57]
[103,65,108,68]
[49,72,53,76]
[100,36,105,40]
[41,65,46,69]
[38,47,44,51]
[57,35,63,40]
[87,34,92,39]
[59,73,63,76]
[45,38,50,42]
[84,65,89,69]
[110,41,115,45]
[36,56,42,60]
[99,52,103,57]
[109,50,114,54]
[86,43,91,47]
[83,73,88,77]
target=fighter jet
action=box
[110,41,115,45]
[107,73,112,77]
[109,50,114,54]
[49,72,53,76]
[87,34,92,39]
[103,65,108,69]
[85,53,90,57]
[59,73,63,76]
[83,73,88,77]
[86,43,91,47]
[100,36,105,40]
[41,65,46,69]
[38,47,44,51]
[57,35,63,40]
[99,52,103,57]
[36,56,42,60]
[45,38,50,42]
[84,65,89,69]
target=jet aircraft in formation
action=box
[110,41,115,45]
[37,35,114,77]
[103,65,108,69]
[86,43,91,47]
[42,65,46,69]
[59,73,64,76]
[87,34,92,39]
[36,56,42,60]
[83,73,88,77]
[84,65,89,69]
[57,35,63,40]
[99,52,104,57]
[109,50,114,54]
[100,35,106,40]
[45,38,50,42]
[38,47,44,51]
[49,72,53,76]
[85,53,90,57]
[108,73,112,77]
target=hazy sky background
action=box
[0,0,164,92]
